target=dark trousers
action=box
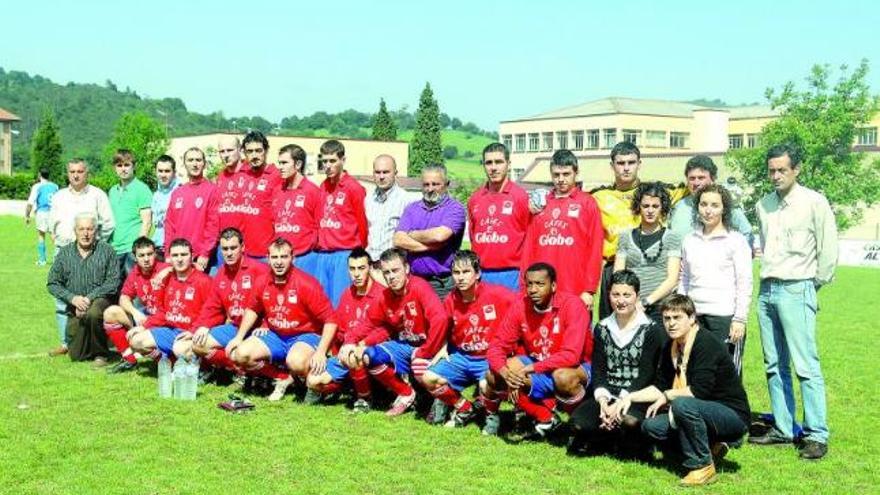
[66,297,112,361]
[641,396,747,469]
[598,262,615,320]
[421,274,454,299]
[697,314,744,376]
[569,397,648,454]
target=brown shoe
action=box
[48,346,68,357]
[680,464,717,486]
[711,442,730,461]
[91,356,109,369]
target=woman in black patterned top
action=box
[567,270,666,457]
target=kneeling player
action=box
[103,237,168,373]
[307,248,383,412]
[484,262,593,440]
[127,239,213,360]
[226,238,338,401]
[420,250,515,431]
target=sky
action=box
[2,0,878,130]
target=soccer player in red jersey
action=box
[485,262,593,440]
[420,250,516,431]
[163,147,220,272]
[127,238,214,360]
[523,150,603,314]
[467,143,530,291]
[191,228,270,376]
[226,238,338,401]
[307,248,383,412]
[237,131,282,261]
[215,135,245,233]
[272,143,322,279]
[345,248,450,417]
[103,236,168,373]
[315,140,368,306]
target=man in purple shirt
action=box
[393,163,466,298]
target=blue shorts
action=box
[365,340,416,375]
[208,323,238,347]
[149,327,183,357]
[258,331,320,363]
[481,268,520,291]
[294,250,320,281]
[516,356,592,399]
[325,356,350,383]
[428,352,488,391]
[314,250,352,307]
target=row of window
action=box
[729,127,878,150]
[857,127,877,146]
[502,129,690,153]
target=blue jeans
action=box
[757,279,828,443]
[54,298,69,346]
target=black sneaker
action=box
[444,406,476,428]
[748,429,793,446]
[107,360,137,374]
[508,415,561,442]
[798,439,828,460]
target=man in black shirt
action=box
[617,294,749,486]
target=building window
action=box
[857,127,877,146]
[515,134,526,152]
[728,134,743,149]
[603,129,617,148]
[669,132,689,149]
[502,134,512,151]
[572,130,584,150]
[512,168,525,181]
[542,132,553,151]
[622,129,640,145]
[556,131,568,150]
[747,133,760,148]
[645,130,666,147]
[587,129,600,149]
[528,133,539,152]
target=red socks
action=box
[369,365,413,397]
[104,323,136,363]
[249,361,290,381]
[556,386,586,414]
[320,381,343,395]
[350,366,371,399]
[430,384,463,408]
[204,349,236,371]
[517,393,555,423]
[479,394,501,414]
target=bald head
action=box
[372,154,398,191]
[218,135,242,170]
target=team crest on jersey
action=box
[539,325,549,338]
[551,208,561,219]
[468,314,480,326]
[276,294,284,306]
[502,201,513,215]
[488,205,497,216]
[406,301,418,316]
[287,290,298,304]
[184,287,195,301]
[335,192,346,205]
[242,276,251,289]
[284,199,292,211]
[195,197,204,209]
[257,179,267,191]
[174,197,183,209]
[567,204,580,218]
[483,304,497,321]
[295,195,305,207]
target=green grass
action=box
[1,215,879,494]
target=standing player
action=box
[485,263,593,440]
[108,149,153,276]
[214,135,245,266]
[226,238,338,401]
[102,237,168,373]
[191,228,270,375]
[25,168,58,266]
[307,248,384,411]
[127,239,214,360]
[273,143,322,278]
[315,140,368,306]
[523,150,603,313]
[420,250,516,431]
[467,143,530,291]
[151,155,179,260]
[345,248,450,417]
[237,131,282,261]
[164,147,220,272]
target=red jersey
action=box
[144,269,213,332]
[443,282,516,357]
[194,258,270,329]
[164,178,220,259]
[272,176,322,256]
[335,280,384,344]
[215,166,245,232]
[318,172,368,250]
[247,267,336,337]
[120,261,169,315]
[522,188,603,295]
[238,164,283,257]
[345,276,449,360]
[487,291,591,374]
[467,181,530,270]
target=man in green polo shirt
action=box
[109,149,153,277]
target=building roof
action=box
[502,97,777,122]
[0,107,21,122]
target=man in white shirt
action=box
[365,154,418,283]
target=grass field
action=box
[1,215,878,494]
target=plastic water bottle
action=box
[158,355,172,398]
[172,356,186,399]
[183,356,199,400]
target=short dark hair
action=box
[168,238,193,254]
[279,144,307,173]
[219,227,244,244]
[660,294,696,317]
[113,149,135,167]
[684,154,717,180]
[452,250,481,274]
[320,139,345,158]
[609,269,640,294]
[611,142,641,161]
[482,142,510,162]
[155,154,176,168]
[693,184,734,229]
[242,130,269,151]
[379,247,408,266]
[631,181,672,217]
[526,262,556,284]
[131,236,156,254]
[349,247,372,264]
[766,143,802,168]
[550,149,578,171]
[38,168,50,180]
